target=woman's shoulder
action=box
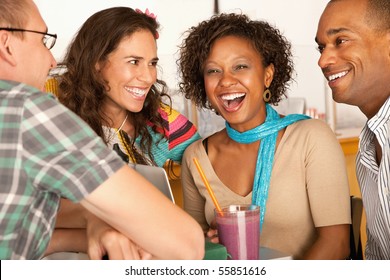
[288,118,334,135]
[158,104,193,126]
[285,118,340,147]
[183,138,204,156]
[158,104,182,119]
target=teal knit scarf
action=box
[226,103,310,230]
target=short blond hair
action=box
[0,0,29,38]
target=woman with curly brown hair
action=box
[178,13,351,259]
[58,7,200,167]
[46,7,202,259]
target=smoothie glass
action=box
[215,204,260,260]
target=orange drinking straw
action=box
[193,157,222,213]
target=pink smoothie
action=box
[216,209,260,260]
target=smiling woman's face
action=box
[203,35,274,131]
[99,29,158,115]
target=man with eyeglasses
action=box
[0,27,57,50]
[0,0,204,260]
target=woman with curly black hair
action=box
[178,13,351,259]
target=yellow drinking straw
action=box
[193,157,222,213]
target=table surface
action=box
[44,246,292,260]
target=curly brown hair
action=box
[58,7,171,164]
[177,13,294,109]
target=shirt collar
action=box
[367,96,390,132]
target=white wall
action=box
[35,0,366,133]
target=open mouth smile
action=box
[220,92,246,110]
[125,86,147,97]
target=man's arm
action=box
[81,165,205,260]
[48,199,154,259]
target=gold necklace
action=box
[116,113,128,132]
[115,114,137,163]
[114,113,148,164]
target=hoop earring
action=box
[263,88,272,102]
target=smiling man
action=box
[315,0,390,259]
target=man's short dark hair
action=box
[366,0,390,31]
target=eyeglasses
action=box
[0,27,57,50]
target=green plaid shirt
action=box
[0,80,124,259]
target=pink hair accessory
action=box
[135,8,157,19]
[135,8,159,39]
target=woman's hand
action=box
[206,219,219,243]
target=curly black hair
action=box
[177,13,294,109]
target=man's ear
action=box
[0,31,17,66]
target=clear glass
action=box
[215,204,260,260]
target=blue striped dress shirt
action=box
[357,97,390,259]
